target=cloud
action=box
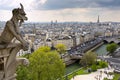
[25,8,120,22]
[33,0,120,10]
[0,0,34,10]
[1,8,120,22]
[0,0,120,10]
[0,10,12,21]
[0,0,120,22]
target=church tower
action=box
[97,15,100,23]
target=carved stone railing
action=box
[0,43,29,80]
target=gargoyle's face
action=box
[13,3,28,22]
[12,4,28,24]
[17,8,28,22]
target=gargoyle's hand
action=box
[22,41,29,51]
[17,58,29,66]
[23,58,29,66]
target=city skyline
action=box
[0,0,120,22]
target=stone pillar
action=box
[0,44,29,80]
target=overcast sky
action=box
[0,0,120,22]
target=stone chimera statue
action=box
[0,3,29,80]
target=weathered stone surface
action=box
[0,3,29,80]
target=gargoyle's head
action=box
[12,3,28,23]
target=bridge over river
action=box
[64,35,120,65]
[103,35,120,44]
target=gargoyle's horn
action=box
[20,3,24,10]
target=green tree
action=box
[106,43,117,56]
[17,65,31,80]
[99,61,108,68]
[29,48,65,80]
[80,51,97,67]
[39,46,51,52]
[17,46,65,80]
[91,64,97,71]
[55,44,66,58]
